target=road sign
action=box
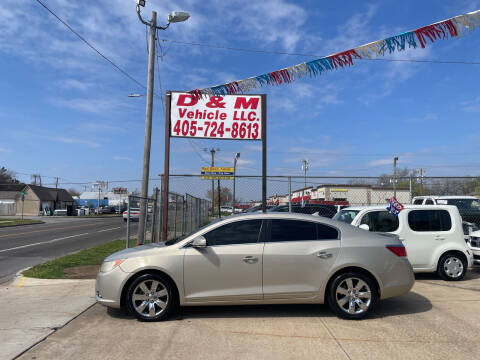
[201,167,234,180]
[170,93,264,140]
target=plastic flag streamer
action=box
[188,10,480,98]
[387,197,404,217]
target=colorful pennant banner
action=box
[189,10,480,98]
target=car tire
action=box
[437,253,467,281]
[327,272,378,320]
[126,273,176,321]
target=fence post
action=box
[409,176,413,203]
[181,196,185,235]
[157,176,163,242]
[174,194,178,239]
[288,176,292,212]
[143,196,148,243]
[126,196,131,248]
[150,188,158,243]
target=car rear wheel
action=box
[327,272,378,320]
[126,273,175,321]
[437,253,466,281]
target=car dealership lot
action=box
[18,268,480,360]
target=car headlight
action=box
[100,259,125,273]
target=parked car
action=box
[220,206,233,214]
[468,230,480,264]
[123,208,141,222]
[412,196,480,227]
[333,205,474,280]
[243,205,275,213]
[96,213,414,321]
[268,204,337,218]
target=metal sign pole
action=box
[162,92,172,242]
[126,197,131,248]
[261,94,267,212]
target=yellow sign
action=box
[331,188,348,192]
[201,175,234,180]
[201,167,234,172]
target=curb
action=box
[0,221,44,228]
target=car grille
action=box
[470,237,480,248]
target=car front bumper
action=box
[95,266,130,309]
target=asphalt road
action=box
[0,217,137,283]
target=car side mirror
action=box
[359,224,370,231]
[191,236,207,248]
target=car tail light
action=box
[386,245,407,257]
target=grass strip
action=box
[0,219,43,227]
[23,238,138,279]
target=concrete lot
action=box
[15,268,480,360]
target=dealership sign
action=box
[170,92,263,140]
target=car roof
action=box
[342,204,459,211]
[413,195,477,200]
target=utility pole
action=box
[135,1,190,244]
[301,159,309,188]
[205,148,220,217]
[55,177,59,189]
[393,156,398,198]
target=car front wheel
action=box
[126,273,176,321]
[327,272,378,320]
[437,253,467,281]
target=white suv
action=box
[333,205,474,281]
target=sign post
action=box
[162,92,266,241]
[18,191,27,221]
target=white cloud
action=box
[113,156,132,161]
[50,97,128,114]
[60,79,94,91]
[367,158,393,167]
[0,147,12,153]
[461,96,480,112]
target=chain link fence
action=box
[126,175,480,244]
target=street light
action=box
[128,93,143,97]
[135,0,190,244]
[233,152,240,213]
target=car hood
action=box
[104,243,168,261]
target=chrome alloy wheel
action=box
[335,277,372,315]
[443,256,464,278]
[131,280,169,318]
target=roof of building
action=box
[0,184,26,199]
[26,185,74,203]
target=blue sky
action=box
[1,0,480,196]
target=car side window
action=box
[270,219,316,242]
[408,210,452,232]
[317,223,339,240]
[413,199,423,205]
[359,211,399,232]
[203,220,262,246]
[424,199,434,205]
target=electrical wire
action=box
[34,0,148,91]
[159,38,480,65]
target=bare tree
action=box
[0,167,20,184]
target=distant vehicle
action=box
[96,213,414,321]
[123,208,140,222]
[99,206,113,214]
[53,209,67,216]
[333,205,474,281]
[220,206,233,214]
[411,196,480,227]
[269,204,337,218]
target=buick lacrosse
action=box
[96,213,414,320]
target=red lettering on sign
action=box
[206,96,226,108]
[187,111,194,119]
[178,109,187,118]
[177,94,198,106]
[220,113,227,120]
[247,112,257,121]
[234,97,259,109]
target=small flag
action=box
[387,197,404,216]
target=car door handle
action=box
[316,252,332,259]
[242,256,258,264]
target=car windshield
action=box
[333,209,360,224]
[164,218,222,246]
[443,199,480,211]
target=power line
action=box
[159,38,480,65]
[34,0,147,90]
